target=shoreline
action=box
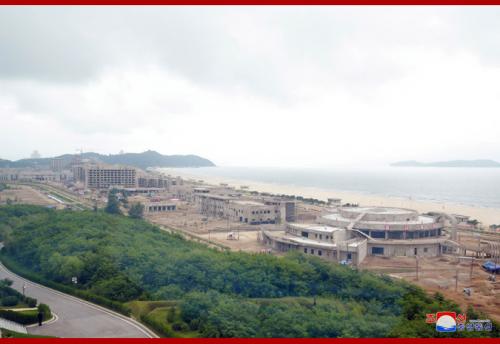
[159,168,500,227]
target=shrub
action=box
[0,309,38,325]
[171,321,188,332]
[1,295,19,307]
[25,296,37,308]
[38,303,52,320]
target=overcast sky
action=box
[1,6,499,167]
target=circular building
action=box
[321,206,446,257]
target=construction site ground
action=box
[360,255,500,322]
[0,185,62,208]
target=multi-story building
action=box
[72,164,137,189]
[262,198,296,223]
[137,175,170,189]
[227,200,279,225]
[194,192,281,225]
[195,193,233,218]
[50,158,64,172]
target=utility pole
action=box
[469,257,474,281]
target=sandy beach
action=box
[160,168,500,227]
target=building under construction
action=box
[261,206,449,265]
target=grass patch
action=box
[126,300,177,319]
[125,301,198,338]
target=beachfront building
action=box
[193,192,282,225]
[259,223,367,265]
[227,200,279,225]
[320,206,446,257]
[262,198,297,223]
[196,193,233,218]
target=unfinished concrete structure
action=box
[321,206,446,257]
[227,200,278,225]
[72,164,137,189]
[260,223,367,265]
[0,168,69,182]
[50,158,65,172]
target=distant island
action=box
[0,150,215,169]
[391,159,500,168]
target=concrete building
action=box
[72,164,137,189]
[260,223,367,265]
[227,200,279,225]
[50,158,65,172]
[129,196,177,213]
[196,193,233,218]
[137,176,170,189]
[320,206,446,258]
[0,168,67,182]
[194,193,281,225]
[262,198,297,223]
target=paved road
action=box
[0,261,156,338]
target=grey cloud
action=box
[2,6,500,101]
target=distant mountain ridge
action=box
[0,150,215,169]
[391,159,500,168]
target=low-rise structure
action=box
[129,196,177,213]
[260,223,367,265]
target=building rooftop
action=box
[232,200,266,206]
[289,223,342,233]
[322,213,437,225]
[342,206,417,216]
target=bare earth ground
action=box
[360,255,500,322]
[0,185,61,208]
[198,230,267,252]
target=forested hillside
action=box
[0,205,496,338]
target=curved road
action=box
[0,261,156,338]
